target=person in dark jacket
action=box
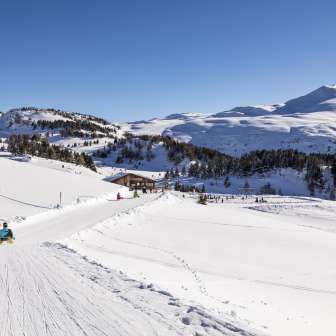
[0,222,14,240]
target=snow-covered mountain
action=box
[0,107,120,138]
[277,84,336,114]
[1,91,336,336]
[124,85,336,155]
[2,86,336,198]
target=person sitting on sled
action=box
[0,222,14,241]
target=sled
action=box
[0,238,14,245]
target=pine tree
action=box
[307,180,315,196]
[331,161,336,187]
[224,176,231,188]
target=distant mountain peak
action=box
[164,112,205,120]
[213,104,282,118]
[322,84,336,89]
[277,84,336,114]
[123,83,336,156]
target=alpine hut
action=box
[106,172,156,191]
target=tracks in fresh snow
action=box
[0,247,165,336]
[0,195,260,336]
[0,245,259,336]
[83,235,211,298]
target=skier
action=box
[0,222,14,244]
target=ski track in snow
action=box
[0,245,259,336]
[0,194,260,336]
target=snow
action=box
[0,156,335,335]
[123,85,336,155]
[0,154,129,221]
[3,85,336,158]
[64,192,336,336]
[176,168,319,197]
[1,86,336,335]
[0,107,120,141]
[0,157,261,336]
[0,109,71,137]
[277,85,336,114]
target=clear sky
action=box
[1,0,336,122]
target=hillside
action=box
[64,192,336,336]
[2,155,336,336]
[0,153,129,221]
[0,157,263,336]
[0,94,335,336]
[0,107,124,171]
[2,87,336,199]
[124,85,336,155]
[0,107,121,138]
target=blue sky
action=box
[1,0,336,121]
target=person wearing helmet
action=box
[0,222,14,242]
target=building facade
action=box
[108,173,155,190]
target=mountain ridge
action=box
[124,85,336,155]
[2,84,336,156]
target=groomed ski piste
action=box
[1,154,335,336]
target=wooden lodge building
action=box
[106,172,156,191]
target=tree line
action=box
[109,134,336,195]
[34,119,117,138]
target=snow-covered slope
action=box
[0,107,120,138]
[214,104,281,118]
[1,147,335,335]
[0,156,262,336]
[0,153,129,221]
[64,192,336,336]
[124,85,336,155]
[277,85,336,114]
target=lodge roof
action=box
[104,172,156,183]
